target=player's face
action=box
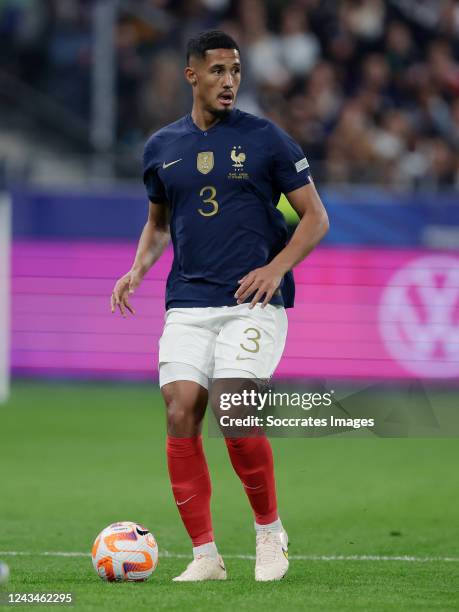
[190,48,241,118]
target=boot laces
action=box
[256,531,280,564]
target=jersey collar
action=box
[186,109,238,135]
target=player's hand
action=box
[235,263,284,309]
[110,269,143,317]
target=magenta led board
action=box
[11,241,459,380]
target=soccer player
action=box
[111,30,329,581]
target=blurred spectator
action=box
[385,20,417,75]
[45,0,92,116]
[137,51,184,136]
[326,99,379,183]
[342,0,385,43]
[240,0,290,88]
[306,61,342,125]
[427,138,457,187]
[439,0,459,39]
[279,5,320,76]
[391,0,446,30]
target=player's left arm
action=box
[235,182,329,308]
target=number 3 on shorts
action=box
[239,327,261,354]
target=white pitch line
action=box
[0,551,458,563]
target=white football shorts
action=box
[158,303,288,389]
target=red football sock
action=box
[166,435,214,546]
[225,436,278,524]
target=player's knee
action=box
[161,381,207,436]
[166,401,188,427]
[164,396,198,436]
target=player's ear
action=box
[184,66,197,86]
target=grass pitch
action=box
[0,381,458,611]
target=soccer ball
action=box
[91,521,158,582]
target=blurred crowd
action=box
[1,0,459,187]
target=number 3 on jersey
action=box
[198,186,219,217]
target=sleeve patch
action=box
[295,157,309,173]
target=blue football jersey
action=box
[143,109,312,310]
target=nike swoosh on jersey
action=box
[176,493,197,506]
[163,158,182,169]
[236,355,256,361]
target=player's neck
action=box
[191,105,224,132]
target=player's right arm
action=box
[110,201,170,317]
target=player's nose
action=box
[222,71,233,87]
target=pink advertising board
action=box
[11,241,459,380]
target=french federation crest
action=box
[197,151,214,174]
[231,146,246,169]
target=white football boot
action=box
[172,554,227,582]
[255,528,289,581]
